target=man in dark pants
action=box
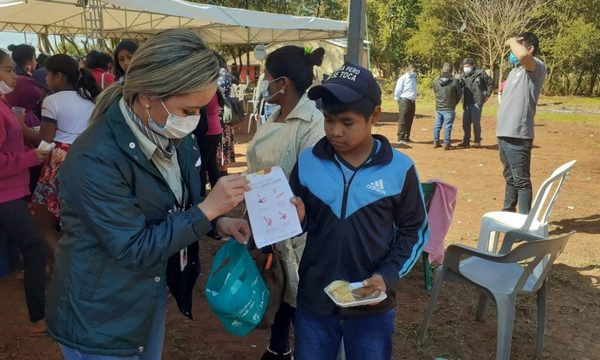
[433,63,462,150]
[497,32,546,214]
[394,64,417,145]
[459,58,493,148]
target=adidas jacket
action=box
[290,135,429,316]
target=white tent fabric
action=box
[0,0,347,44]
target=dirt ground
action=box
[1,105,599,360]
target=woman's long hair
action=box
[113,40,139,78]
[90,29,220,123]
[45,54,100,102]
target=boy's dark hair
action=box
[8,44,36,67]
[45,54,101,102]
[519,32,540,55]
[265,45,325,94]
[321,92,376,120]
[86,50,113,70]
[113,40,138,77]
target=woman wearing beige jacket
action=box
[246,45,325,360]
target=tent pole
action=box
[346,0,365,65]
[365,12,371,70]
[246,27,251,84]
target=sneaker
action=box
[457,142,470,148]
[405,138,414,143]
[473,142,481,148]
[261,347,292,360]
[397,140,408,146]
[443,143,452,150]
[433,141,441,149]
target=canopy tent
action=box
[0,0,347,45]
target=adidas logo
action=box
[367,179,386,194]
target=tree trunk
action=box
[589,61,600,96]
[574,68,585,95]
[546,63,555,95]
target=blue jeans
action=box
[433,110,456,144]
[294,308,395,360]
[60,290,167,360]
[462,103,482,143]
[498,137,533,214]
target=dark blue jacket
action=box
[290,135,428,316]
[46,98,212,356]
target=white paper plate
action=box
[324,282,387,308]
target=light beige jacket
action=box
[246,94,325,306]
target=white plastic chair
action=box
[247,85,265,134]
[419,230,574,360]
[478,160,576,253]
[230,84,239,100]
[235,83,248,111]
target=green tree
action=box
[367,0,421,79]
[542,0,600,95]
[405,0,467,72]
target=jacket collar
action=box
[269,93,320,124]
[118,98,157,160]
[312,134,393,168]
[105,97,196,185]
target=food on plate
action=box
[327,280,354,303]
[351,285,382,300]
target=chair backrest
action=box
[523,160,576,234]
[236,84,248,99]
[500,231,573,294]
[230,84,239,99]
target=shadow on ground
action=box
[551,214,600,235]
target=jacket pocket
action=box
[80,251,108,301]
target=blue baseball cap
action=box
[308,62,381,106]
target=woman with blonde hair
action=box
[46,29,250,360]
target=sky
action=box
[0,31,38,50]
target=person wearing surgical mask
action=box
[458,58,493,148]
[45,30,251,360]
[246,45,326,360]
[0,48,48,337]
[496,32,546,215]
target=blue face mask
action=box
[508,51,520,65]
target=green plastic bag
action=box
[205,238,270,336]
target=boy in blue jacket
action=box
[289,62,429,360]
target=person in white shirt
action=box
[18,54,100,273]
[394,64,417,144]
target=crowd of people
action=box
[0,27,546,360]
[395,32,545,215]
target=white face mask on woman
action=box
[259,76,285,102]
[146,99,200,139]
[463,66,473,74]
[0,80,14,95]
